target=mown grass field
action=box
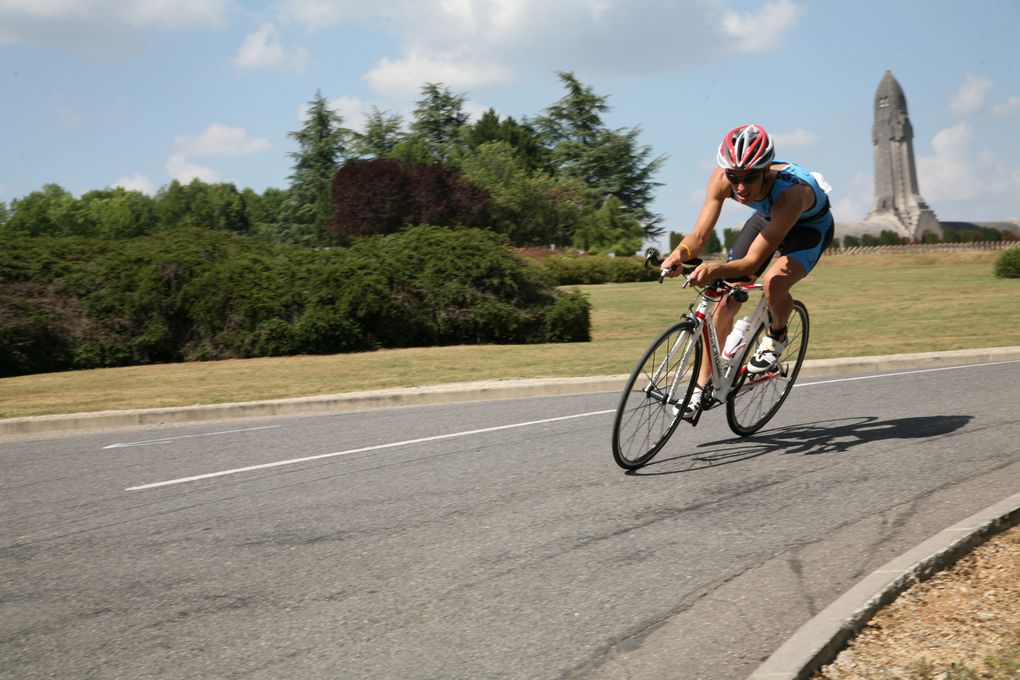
[1,250,1017,418]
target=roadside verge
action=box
[3,346,1019,436]
[748,492,1020,680]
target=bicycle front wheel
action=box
[725,300,809,437]
[612,320,702,469]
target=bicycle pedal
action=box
[685,407,705,426]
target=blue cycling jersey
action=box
[727,160,834,275]
[743,160,831,227]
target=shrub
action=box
[330,158,491,243]
[542,289,591,342]
[0,225,590,376]
[530,253,654,285]
[367,225,586,345]
[994,248,1020,279]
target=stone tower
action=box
[866,71,940,239]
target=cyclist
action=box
[660,123,834,417]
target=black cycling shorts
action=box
[728,211,835,277]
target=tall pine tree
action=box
[283,90,351,244]
[534,72,665,239]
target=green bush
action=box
[531,253,655,285]
[363,225,587,345]
[542,289,591,342]
[994,248,1020,278]
[0,225,591,377]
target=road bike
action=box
[611,249,810,470]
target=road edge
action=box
[747,492,1020,680]
[2,346,1019,436]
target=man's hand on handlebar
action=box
[685,261,724,287]
[660,249,698,278]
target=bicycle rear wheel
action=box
[725,300,809,437]
[612,320,702,469]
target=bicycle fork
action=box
[642,320,700,412]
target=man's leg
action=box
[696,295,741,387]
[745,256,806,375]
[761,255,807,337]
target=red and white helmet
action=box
[716,124,775,171]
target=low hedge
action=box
[529,253,657,285]
[994,248,1020,278]
[0,226,591,377]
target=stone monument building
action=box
[837,71,941,241]
[836,71,1020,242]
[867,71,941,238]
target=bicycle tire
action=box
[612,320,702,469]
[725,300,809,437]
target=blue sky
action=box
[3,0,1019,244]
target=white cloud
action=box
[721,0,805,53]
[916,122,1015,203]
[295,95,368,129]
[165,124,270,185]
[0,0,230,57]
[364,50,513,99]
[773,128,820,148]
[165,153,221,184]
[277,0,376,29]
[174,123,272,157]
[277,0,774,98]
[991,96,1020,117]
[831,171,871,221]
[462,100,490,123]
[234,23,310,74]
[112,173,156,195]
[949,74,994,117]
[329,96,368,130]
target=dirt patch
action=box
[814,522,1020,679]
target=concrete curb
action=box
[2,346,1019,436]
[748,492,1020,680]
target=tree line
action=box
[0,72,664,256]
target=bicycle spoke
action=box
[612,321,701,469]
[725,301,809,437]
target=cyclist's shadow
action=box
[632,415,973,475]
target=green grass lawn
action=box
[1,251,1017,418]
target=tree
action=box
[704,228,723,254]
[669,231,683,251]
[408,83,469,163]
[572,195,645,256]
[535,72,609,149]
[330,158,490,243]
[350,106,405,158]
[534,72,665,239]
[459,141,586,246]
[579,126,665,233]
[461,109,548,172]
[284,89,352,244]
[2,184,77,236]
[723,227,740,251]
[154,180,249,233]
[250,187,310,244]
[878,230,902,246]
[74,188,158,238]
[980,226,1003,242]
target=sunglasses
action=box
[725,169,763,185]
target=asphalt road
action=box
[2,360,1019,679]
